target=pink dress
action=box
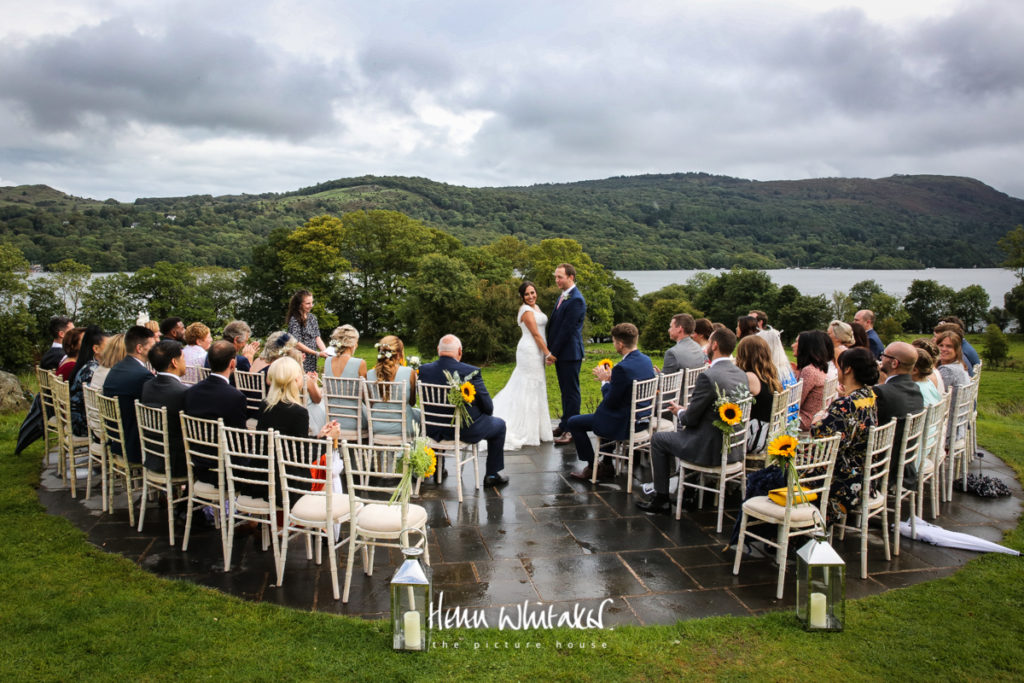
[798,365,826,430]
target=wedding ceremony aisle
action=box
[40,441,1021,625]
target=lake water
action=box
[616,268,1018,307]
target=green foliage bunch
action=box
[982,324,1010,367]
[638,298,702,352]
[0,242,37,370]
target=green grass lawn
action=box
[1,338,1022,681]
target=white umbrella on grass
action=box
[899,517,1020,556]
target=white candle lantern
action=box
[795,535,845,632]
[391,546,431,651]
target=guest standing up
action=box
[545,263,586,445]
[286,290,328,373]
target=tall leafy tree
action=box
[0,242,36,369]
[903,279,955,333]
[950,285,990,332]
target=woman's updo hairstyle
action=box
[837,347,879,386]
[330,324,359,352]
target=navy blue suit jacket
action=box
[546,287,586,362]
[103,357,153,464]
[592,350,656,441]
[418,356,498,444]
[184,375,248,429]
[140,374,188,476]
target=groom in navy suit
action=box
[545,263,586,444]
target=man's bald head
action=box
[437,334,462,358]
[884,341,917,374]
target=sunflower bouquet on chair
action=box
[390,436,438,504]
[712,385,751,435]
[765,423,817,507]
[443,369,479,427]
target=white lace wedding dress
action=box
[492,304,553,450]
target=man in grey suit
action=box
[875,341,925,487]
[662,313,706,374]
[638,328,749,513]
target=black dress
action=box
[245,401,310,501]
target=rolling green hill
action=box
[3,173,1022,271]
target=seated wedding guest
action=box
[850,322,870,350]
[934,320,978,376]
[140,340,189,477]
[939,316,981,370]
[160,317,186,343]
[419,334,509,487]
[213,320,259,372]
[56,327,85,381]
[251,331,297,374]
[912,338,945,394]
[827,320,854,365]
[736,315,759,340]
[810,348,879,523]
[182,322,212,367]
[90,333,125,390]
[748,310,770,332]
[876,341,925,487]
[323,324,367,433]
[934,331,971,390]
[792,330,832,430]
[759,327,796,388]
[692,318,714,356]
[567,323,655,482]
[663,314,705,374]
[253,331,326,432]
[853,309,884,359]
[366,335,420,439]
[143,320,162,341]
[41,316,73,370]
[912,345,943,406]
[185,341,248,484]
[104,325,157,464]
[639,328,747,513]
[69,325,107,437]
[735,335,781,454]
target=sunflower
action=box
[597,358,614,372]
[423,447,437,479]
[718,402,741,426]
[767,434,799,459]
[460,381,476,404]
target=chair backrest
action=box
[135,402,171,473]
[50,375,73,437]
[863,418,898,497]
[222,425,276,506]
[183,364,207,385]
[656,370,684,412]
[947,380,977,449]
[786,379,804,418]
[96,393,127,462]
[681,365,708,408]
[892,408,928,489]
[720,398,754,462]
[791,433,842,521]
[234,369,267,415]
[629,376,659,427]
[822,377,838,409]
[274,432,337,522]
[418,381,461,442]
[322,376,365,440]
[83,385,105,446]
[365,379,410,445]
[36,366,58,422]
[766,387,790,438]
[180,413,224,485]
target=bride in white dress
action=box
[493,282,554,450]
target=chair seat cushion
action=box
[291,492,353,522]
[866,491,886,511]
[235,494,272,513]
[743,495,818,524]
[655,417,675,433]
[193,481,219,498]
[356,502,428,534]
[682,460,744,475]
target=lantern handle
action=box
[399,526,426,550]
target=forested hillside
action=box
[2,173,1022,271]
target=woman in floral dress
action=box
[285,289,327,373]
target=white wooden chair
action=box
[35,366,61,469]
[341,443,430,603]
[82,386,108,509]
[595,375,658,493]
[966,371,981,481]
[945,380,978,500]
[275,433,352,599]
[96,393,143,526]
[323,376,366,443]
[179,414,229,568]
[51,375,90,497]
[418,381,480,503]
[836,419,898,579]
[366,379,413,447]
[182,364,207,386]
[786,379,804,424]
[681,365,708,410]
[918,391,952,519]
[653,370,684,434]
[233,369,267,418]
[222,425,280,576]
[732,433,841,599]
[745,387,790,470]
[887,409,927,556]
[135,403,189,544]
[676,398,753,533]
[822,377,839,409]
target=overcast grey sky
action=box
[1,0,1022,201]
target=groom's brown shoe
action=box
[553,433,573,444]
[552,426,565,437]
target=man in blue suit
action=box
[103,325,156,464]
[567,323,655,481]
[418,335,508,487]
[184,340,248,485]
[545,263,586,444]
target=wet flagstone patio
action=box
[40,440,1021,626]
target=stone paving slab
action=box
[39,441,1021,626]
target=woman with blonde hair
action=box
[828,320,855,365]
[735,335,782,453]
[251,331,327,433]
[89,333,126,390]
[366,335,420,438]
[324,324,367,433]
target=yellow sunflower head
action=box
[598,358,614,372]
[423,447,437,478]
[460,381,476,404]
[768,434,799,459]
[718,402,741,425]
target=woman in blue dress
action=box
[324,324,367,434]
[365,335,420,441]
